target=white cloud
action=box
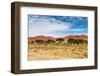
[28,16,71,37]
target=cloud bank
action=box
[28,15,88,37]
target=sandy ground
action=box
[28,44,88,61]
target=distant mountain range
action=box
[29,35,88,40]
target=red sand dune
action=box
[29,36,56,40]
[64,35,88,39]
[29,35,88,40]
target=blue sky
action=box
[28,15,88,37]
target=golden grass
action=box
[28,44,88,61]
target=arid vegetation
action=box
[28,36,88,60]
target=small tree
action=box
[31,40,34,44]
[46,39,55,44]
[68,38,87,45]
[68,38,74,44]
[82,40,88,44]
[56,38,64,42]
[56,38,64,45]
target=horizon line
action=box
[28,34,88,38]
